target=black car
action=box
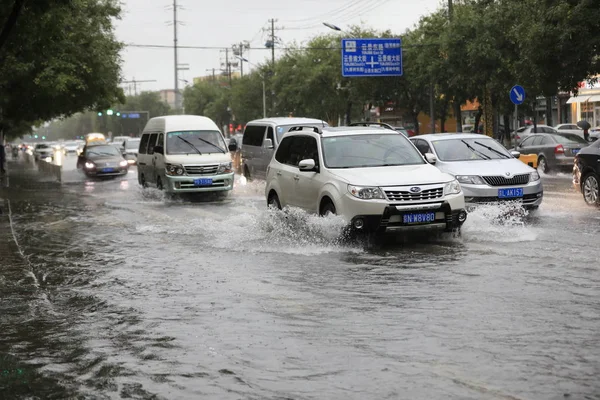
[573,140,600,206]
[77,144,129,178]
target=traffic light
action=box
[42,136,46,140]
[106,109,114,116]
[116,112,121,117]
[34,135,38,139]
[98,112,103,116]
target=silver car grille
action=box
[184,164,219,176]
[100,162,118,168]
[482,174,529,186]
[385,187,444,201]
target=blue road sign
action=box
[510,85,526,105]
[342,38,402,77]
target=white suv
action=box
[265,126,467,234]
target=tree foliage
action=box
[0,0,124,140]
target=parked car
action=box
[265,125,467,235]
[137,115,236,193]
[573,139,600,207]
[589,126,600,142]
[241,117,328,181]
[33,143,54,161]
[410,134,543,210]
[122,137,141,165]
[76,144,129,178]
[555,123,584,137]
[516,133,589,173]
[512,125,557,144]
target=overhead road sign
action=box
[342,38,402,77]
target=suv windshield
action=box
[85,145,120,157]
[125,139,140,149]
[322,134,424,168]
[432,138,510,161]
[276,123,326,142]
[166,130,226,155]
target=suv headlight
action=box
[530,170,540,182]
[444,180,462,195]
[348,185,385,200]
[217,162,233,174]
[166,163,184,176]
[456,175,485,185]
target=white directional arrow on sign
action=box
[512,88,523,102]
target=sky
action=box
[115,0,442,94]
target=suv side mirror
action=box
[424,153,437,164]
[153,145,164,155]
[263,138,274,149]
[298,159,316,171]
[228,138,238,152]
[510,150,521,158]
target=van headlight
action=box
[456,175,485,185]
[530,170,540,182]
[166,163,184,176]
[444,180,462,195]
[217,162,233,174]
[348,185,385,199]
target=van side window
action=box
[275,136,293,164]
[242,125,266,146]
[147,133,158,154]
[157,133,164,149]
[266,127,274,145]
[139,134,149,154]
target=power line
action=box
[125,42,441,51]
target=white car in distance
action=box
[265,126,468,235]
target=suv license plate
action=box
[498,188,523,199]
[403,212,436,224]
[194,178,213,186]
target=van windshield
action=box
[166,130,226,155]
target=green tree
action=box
[0,0,124,140]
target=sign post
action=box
[341,38,403,78]
[509,85,526,149]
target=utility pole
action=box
[269,18,276,68]
[173,0,179,111]
[121,78,157,96]
[225,48,232,87]
[430,82,436,134]
[265,18,281,114]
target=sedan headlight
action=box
[119,160,128,167]
[84,162,95,169]
[348,185,385,200]
[217,162,233,174]
[444,180,462,195]
[456,175,486,185]
[166,163,184,176]
[530,170,540,182]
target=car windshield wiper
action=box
[193,136,226,153]
[460,140,490,160]
[473,141,510,159]
[177,136,202,155]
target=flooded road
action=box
[1,156,599,400]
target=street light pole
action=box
[237,56,266,118]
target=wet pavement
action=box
[1,154,599,400]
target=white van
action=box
[241,117,328,180]
[137,115,237,193]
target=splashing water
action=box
[462,202,538,243]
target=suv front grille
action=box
[482,174,529,186]
[385,187,444,201]
[184,164,219,176]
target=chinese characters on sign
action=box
[341,38,403,77]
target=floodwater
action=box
[1,156,599,400]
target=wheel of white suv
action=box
[320,200,336,216]
[582,172,600,206]
[267,192,281,210]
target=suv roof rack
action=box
[287,125,323,134]
[348,122,395,131]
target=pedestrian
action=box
[0,141,6,175]
[584,128,590,142]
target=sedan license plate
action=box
[498,188,523,199]
[101,168,115,173]
[194,178,213,186]
[402,212,436,224]
[572,149,580,154]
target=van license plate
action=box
[498,188,523,199]
[194,178,213,186]
[402,212,436,224]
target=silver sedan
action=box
[411,133,543,210]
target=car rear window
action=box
[553,134,588,145]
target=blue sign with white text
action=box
[342,38,402,77]
[510,85,526,105]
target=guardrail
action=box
[37,152,62,182]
